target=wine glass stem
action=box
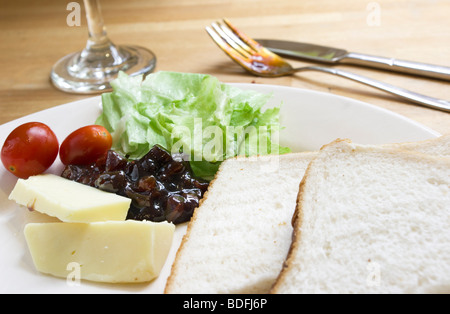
[83,0,110,48]
[50,0,156,93]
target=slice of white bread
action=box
[271,139,450,294]
[164,134,449,294]
[165,152,317,293]
[384,133,449,157]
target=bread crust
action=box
[271,139,352,293]
[269,168,308,293]
[164,157,226,293]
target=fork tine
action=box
[205,25,251,68]
[210,22,251,59]
[222,18,262,52]
[216,21,255,54]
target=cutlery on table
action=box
[206,19,450,113]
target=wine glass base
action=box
[50,45,156,94]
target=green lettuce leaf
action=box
[96,71,290,180]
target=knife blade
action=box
[255,39,450,81]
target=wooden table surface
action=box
[1,0,449,135]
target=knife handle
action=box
[342,52,450,81]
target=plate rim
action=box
[231,83,441,137]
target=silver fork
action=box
[206,19,450,113]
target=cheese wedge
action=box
[24,220,175,283]
[9,174,131,222]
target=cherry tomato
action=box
[59,125,112,165]
[1,122,59,179]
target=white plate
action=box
[0,84,440,294]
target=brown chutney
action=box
[61,145,210,224]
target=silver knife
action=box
[255,39,450,81]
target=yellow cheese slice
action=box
[9,174,131,222]
[24,220,175,283]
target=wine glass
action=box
[50,0,156,94]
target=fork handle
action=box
[297,66,450,112]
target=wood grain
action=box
[0,0,449,134]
